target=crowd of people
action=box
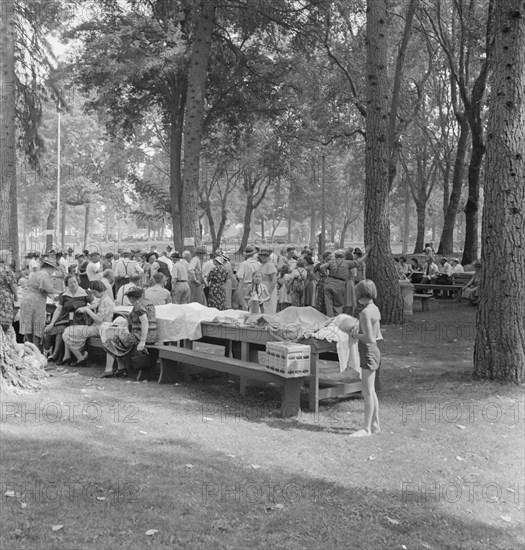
[0,244,368,368]
[0,241,479,384]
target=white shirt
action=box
[158,254,173,271]
[236,257,260,284]
[452,263,464,274]
[440,262,453,277]
[87,261,103,281]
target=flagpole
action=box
[56,101,61,249]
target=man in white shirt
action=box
[86,252,104,282]
[171,251,190,304]
[450,258,464,274]
[236,244,261,310]
[188,246,207,305]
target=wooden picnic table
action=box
[193,322,363,415]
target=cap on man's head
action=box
[244,245,256,256]
[286,245,295,252]
[258,246,271,256]
[450,258,460,264]
[171,251,181,259]
[334,249,346,257]
[195,246,207,255]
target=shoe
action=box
[98,371,114,378]
[115,369,128,378]
[72,359,87,367]
[57,357,75,366]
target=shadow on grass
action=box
[1,432,522,550]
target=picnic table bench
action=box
[153,344,304,418]
[413,283,464,301]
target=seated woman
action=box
[44,274,93,363]
[100,287,157,378]
[399,256,413,279]
[62,280,115,366]
[461,260,481,305]
[394,257,407,280]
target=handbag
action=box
[126,348,152,371]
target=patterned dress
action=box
[207,266,228,310]
[19,270,56,339]
[0,263,16,328]
[257,261,278,314]
[103,299,157,357]
[63,295,115,351]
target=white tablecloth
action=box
[113,303,249,342]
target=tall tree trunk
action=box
[181,0,215,244]
[169,85,185,250]
[320,155,326,252]
[413,202,426,254]
[309,207,316,249]
[474,0,524,383]
[238,193,254,254]
[83,203,90,251]
[204,202,217,249]
[462,131,485,263]
[0,0,19,265]
[402,174,410,254]
[438,115,470,255]
[365,0,403,323]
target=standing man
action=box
[236,244,260,310]
[188,246,207,305]
[86,251,104,282]
[113,250,144,294]
[171,251,190,304]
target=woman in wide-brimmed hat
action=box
[19,255,58,349]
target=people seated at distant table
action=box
[461,260,481,305]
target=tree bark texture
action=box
[462,130,485,263]
[364,0,403,323]
[169,85,185,251]
[0,0,19,264]
[474,0,525,384]
[181,0,215,244]
[438,115,470,255]
[83,203,90,251]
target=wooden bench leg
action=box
[281,378,303,417]
[158,358,183,384]
[239,376,248,396]
[422,299,429,312]
[308,354,320,414]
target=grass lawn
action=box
[1,299,524,550]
